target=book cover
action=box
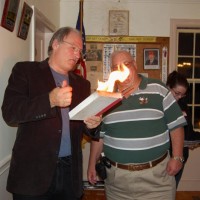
[69,91,123,120]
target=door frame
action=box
[30,6,56,61]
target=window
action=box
[177,29,200,130]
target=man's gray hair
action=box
[48,27,81,56]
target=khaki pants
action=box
[105,154,176,200]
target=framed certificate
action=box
[109,10,129,36]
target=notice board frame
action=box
[85,35,169,91]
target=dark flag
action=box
[75,0,87,78]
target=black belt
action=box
[57,155,72,165]
[107,152,168,171]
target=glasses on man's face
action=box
[62,40,83,56]
[111,61,132,71]
[172,88,186,98]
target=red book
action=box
[69,91,123,120]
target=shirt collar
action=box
[138,74,148,90]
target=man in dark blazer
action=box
[1,27,101,200]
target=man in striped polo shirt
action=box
[87,51,186,200]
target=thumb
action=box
[61,80,68,88]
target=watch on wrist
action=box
[172,156,185,163]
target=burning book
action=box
[69,91,123,120]
[69,64,130,120]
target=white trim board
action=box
[0,155,11,176]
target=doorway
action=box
[30,6,56,61]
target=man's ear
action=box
[132,60,137,69]
[52,39,60,50]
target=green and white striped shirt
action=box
[101,75,187,163]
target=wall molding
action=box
[0,155,11,176]
[30,6,56,61]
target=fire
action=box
[97,64,130,92]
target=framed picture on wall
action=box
[1,0,20,32]
[144,48,160,69]
[17,2,33,40]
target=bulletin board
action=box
[85,36,169,92]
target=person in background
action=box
[87,50,186,200]
[167,70,200,188]
[1,27,101,200]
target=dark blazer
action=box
[1,59,90,197]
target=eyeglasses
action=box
[172,88,186,98]
[111,61,132,71]
[62,40,83,56]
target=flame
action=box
[97,64,130,92]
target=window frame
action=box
[170,19,200,131]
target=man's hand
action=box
[49,80,72,108]
[84,115,102,129]
[87,164,98,185]
[166,158,183,176]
